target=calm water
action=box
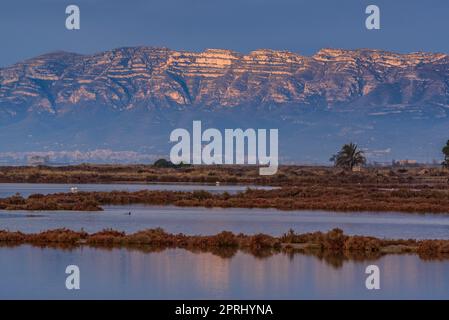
[0,183,274,198]
[1,183,448,300]
[0,245,447,299]
[1,205,449,239]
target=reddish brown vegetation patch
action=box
[1,164,448,188]
[1,165,449,213]
[417,240,449,259]
[2,184,449,213]
[0,228,447,260]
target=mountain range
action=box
[1,46,449,163]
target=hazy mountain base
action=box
[0,104,447,164]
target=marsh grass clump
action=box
[418,240,449,259]
[280,229,298,244]
[28,228,87,244]
[322,228,347,251]
[246,234,281,250]
[87,229,126,245]
[343,236,381,252]
[203,231,239,248]
[0,230,26,242]
[124,228,177,246]
[191,190,214,200]
[280,230,325,244]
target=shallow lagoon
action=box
[1,205,448,239]
[0,245,447,299]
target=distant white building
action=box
[27,155,50,166]
[394,159,418,167]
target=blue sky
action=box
[0,0,447,66]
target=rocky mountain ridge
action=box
[1,46,449,162]
[1,47,449,118]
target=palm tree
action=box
[442,140,449,169]
[330,142,366,170]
